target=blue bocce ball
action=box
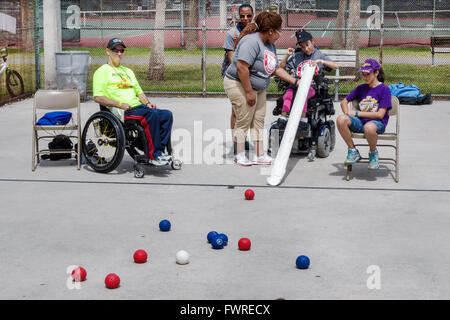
[217,233,228,246]
[207,231,218,243]
[159,219,171,232]
[296,255,310,269]
[211,235,224,249]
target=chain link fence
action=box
[2,0,449,106]
[0,0,38,106]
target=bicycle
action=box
[0,44,24,98]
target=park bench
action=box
[277,49,357,101]
[430,35,450,66]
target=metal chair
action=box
[32,89,81,171]
[346,96,400,182]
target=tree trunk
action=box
[331,0,346,50]
[148,0,166,81]
[184,0,199,51]
[346,0,360,74]
[20,0,34,52]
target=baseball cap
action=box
[107,38,126,50]
[358,59,381,73]
[296,30,312,43]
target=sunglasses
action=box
[111,48,125,53]
[240,14,252,18]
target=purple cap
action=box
[358,59,381,73]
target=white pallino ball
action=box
[176,250,190,265]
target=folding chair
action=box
[32,89,81,171]
[346,96,400,182]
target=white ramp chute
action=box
[267,64,315,186]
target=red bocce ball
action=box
[133,249,148,264]
[244,189,255,200]
[105,273,120,289]
[71,266,87,282]
[238,238,251,251]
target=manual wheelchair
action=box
[81,106,182,178]
[268,72,336,160]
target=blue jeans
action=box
[348,115,385,134]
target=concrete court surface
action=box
[0,96,449,300]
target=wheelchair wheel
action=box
[171,159,182,170]
[134,164,145,178]
[317,126,331,158]
[81,111,126,173]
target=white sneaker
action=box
[151,156,169,166]
[234,153,252,166]
[251,153,272,165]
[159,154,172,162]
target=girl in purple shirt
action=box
[336,58,392,170]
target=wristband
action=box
[355,110,359,117]
[118,101,122,109]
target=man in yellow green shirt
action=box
[93,38,173,165]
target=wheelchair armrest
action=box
[99,105,110,112]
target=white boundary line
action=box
[321,21,332,38]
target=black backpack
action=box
[41,134,73,160]
[398,93,432,105]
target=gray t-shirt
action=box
[225,32,279,91]
[286,47,332,78]
[221,24,242,77]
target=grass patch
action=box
[325,64,450,95]
[88,63,448,95]
[89,63,225,92]
[2,57,448,101]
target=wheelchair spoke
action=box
[103,121,109,137]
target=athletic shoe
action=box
[158,154,172,162]
[368,150,380,170]
[344,148,362,165]
[234,153,252,166]
[151,156,169,166]
[251,153,273,165]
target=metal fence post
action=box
[380,0,384,65]
[34,0,41,91]
[100,0,104,48]
[432,0,436,66]
[181,0,185,47]
[202,1,207,96]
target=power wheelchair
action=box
[268,71,336,160]
[81,105,182,178]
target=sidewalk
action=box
[0,97,449,299]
